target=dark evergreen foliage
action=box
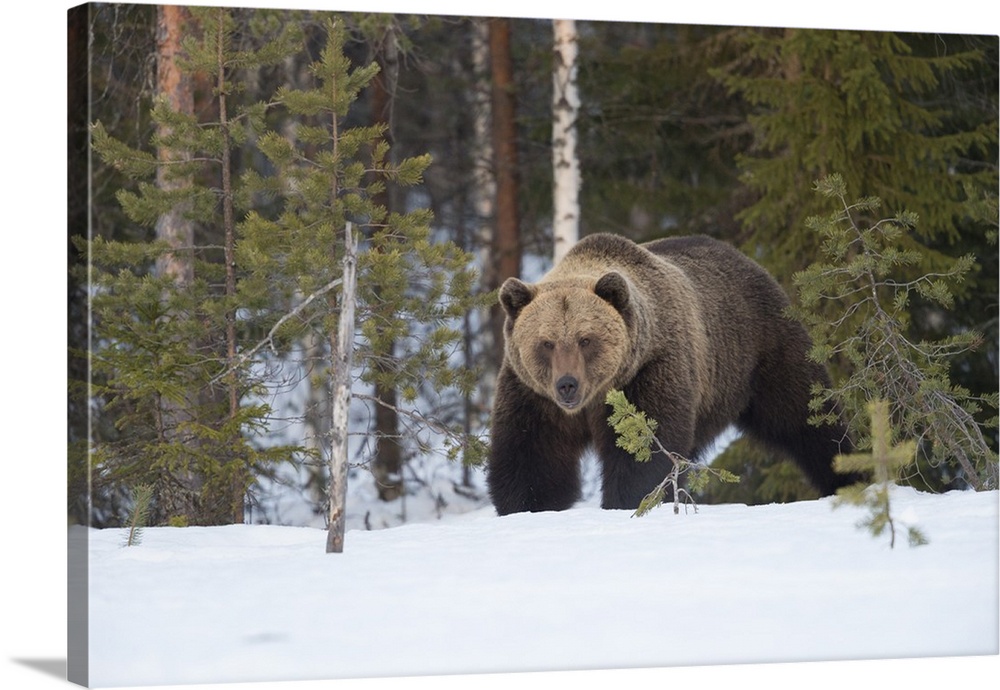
[75,9,998,520]
[80,8,486,527]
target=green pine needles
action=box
[83,7,308,527]
[792,174,998,492]
[605,390,739,517]
[236,17,489,468]
[82,10,489,528]
[834,401,928,548]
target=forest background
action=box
[68,0,998,529]
[0,2,996,690]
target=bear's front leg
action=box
[487,366,590,515]
[590,369,698,510]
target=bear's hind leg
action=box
[739,350,855,496]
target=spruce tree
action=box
[714,28,996,281]
[123,484,154,547]
[695,436,820,506]
[84,7,303,526]
[710,29,997,501]
[574,22,750,240]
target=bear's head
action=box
[499,272,633,414]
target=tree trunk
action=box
[154,5,194,284]
[302,328,331,516]
[327,224,358,554]
[551,19,581,264]
[488,18,522,360]
[153,4,199,522]
[369,27,404,502]
[213,8,245,524]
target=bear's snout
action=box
[555,375,580,408]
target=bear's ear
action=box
[594,272,631,313]
[499,278,537,320]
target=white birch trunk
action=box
[552,19,581,265]
[326,223,358,554]
[471,18,499,399]
[472,19,496,258]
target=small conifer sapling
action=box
[123,484,154,547]
[834,400,928,548]
[605,390,739,516]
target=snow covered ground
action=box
[73,484,998,689]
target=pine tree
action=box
[834,400,928,548]
[84,11,490,531]
[792,174,998,491]
[236,19,487,546]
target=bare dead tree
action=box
[326,224,358,554]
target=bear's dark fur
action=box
[487,233,854,515]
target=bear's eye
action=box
[541,340,555,351]
[579,337,591,348]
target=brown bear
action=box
[487,233,854,515]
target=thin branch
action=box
[210,275,343,384]
[354,393,483,452]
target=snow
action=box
[74,485,998,689]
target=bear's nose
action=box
[556,375,578,403]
